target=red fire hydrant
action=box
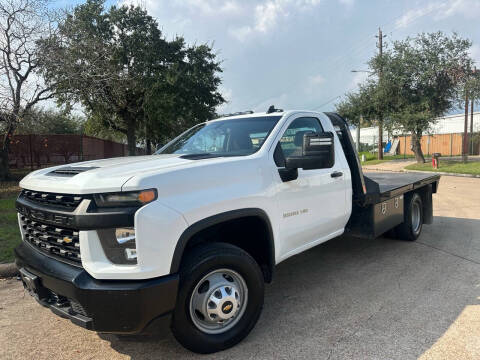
[432,153,441,169]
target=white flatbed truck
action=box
[14,109,440,353]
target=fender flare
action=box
[169,208,275,278]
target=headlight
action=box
[94,189,157,208]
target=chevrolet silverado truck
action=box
[14,109,440,353]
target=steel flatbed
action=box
[363,172,440,204]
[324,112,441,239]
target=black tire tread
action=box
[396,192,423,241]
[171,242,264,354]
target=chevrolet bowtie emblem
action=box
[223,304,232,312]
[63,237,72,244]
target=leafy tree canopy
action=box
[15,108,84,135]
[39,0,224,155]
[372,32,472,162]
[337,32,474,163]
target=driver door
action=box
[273,116,348,258]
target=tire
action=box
[171,242,264,354]
[395,192,423,241]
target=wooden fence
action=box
[8,134,145,169]
[397,133,479,156]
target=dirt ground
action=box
[2,175,480,359]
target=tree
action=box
[336,82,379,153]
[143,42,225,150]
[16,108,84,134]
[0,0,58,180]
[39,0,224,155]
[371,32,472,163]
[457,67,480,160]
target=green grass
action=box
[0,195,20,263]
[405,160,480,175]
[0,169,28,263]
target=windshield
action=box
[156,116,282,157]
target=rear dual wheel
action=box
[395,192,423,241]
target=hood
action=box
[19,154,196,194]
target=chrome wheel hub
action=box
[207,285,239,321]
[189,269,248,334]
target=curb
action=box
[405,169,480,178]
[0,263,19,278]
[363,166,480,179]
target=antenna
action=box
[266,105,283,114]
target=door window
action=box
[279,117,324,158]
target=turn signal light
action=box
[138,189,156,204]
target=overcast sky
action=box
[57,0,480,115]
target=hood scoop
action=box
[47,166,99,177]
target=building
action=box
[350,112,480,156]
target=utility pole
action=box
[471,67,476,155]
[471,95,474,155]
[463,91,469,162]
[376,27,386,160]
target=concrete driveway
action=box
[2,175,480,359]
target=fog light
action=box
[125,248,137,260]
[115,227,135,244]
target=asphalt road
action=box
[2,175,480,360]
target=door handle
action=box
[331,171,343,178]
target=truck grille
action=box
[20,189,83,211]
[20,215,81,263]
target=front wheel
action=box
[172,243,264,354]
[395,192,423,241]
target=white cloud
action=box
[304,74,326,94]
[121,0,241,16]
[395,0,480,29]
[309,74,325,85]
[338,0,354,8]
[469,44,480,65]
[254,1,286,33]
[216,86,233,113]
[229,0,323,42]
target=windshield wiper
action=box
[180,153,222,160]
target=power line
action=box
[241,0,452,113]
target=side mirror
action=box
[285,132,334,170]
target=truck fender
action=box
[169,208,275,281]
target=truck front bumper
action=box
[14,241,179,334]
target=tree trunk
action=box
[0,148,10,180]
[126,122,136,156]
[411,131,425,163]
[146,138,152,155]
[0,124,14,180]
[377,118,383,160]
[125,115,137,156]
